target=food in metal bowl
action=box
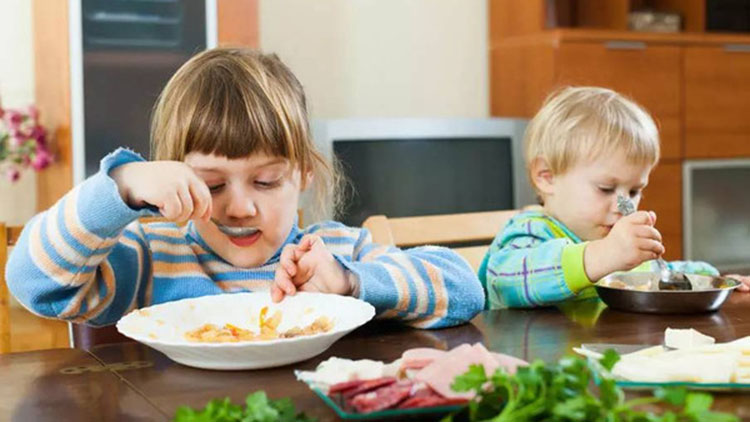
[595,272,740,314]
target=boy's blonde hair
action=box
[524,86,660,194]
[150,47,342,219]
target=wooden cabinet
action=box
[640,161,682,260]
[684,44,750,158]
[556,42,682,159]
[490,27,750,259]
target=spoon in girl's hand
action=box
[211,218,259,237]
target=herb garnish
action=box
[173,391,315,422]
[443,350,737,422]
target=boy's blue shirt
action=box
[479,210,720,309]
[6,148,485,329]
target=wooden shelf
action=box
[491,28,750,49]
[490,0,748,42]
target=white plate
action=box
[116,292,376,370]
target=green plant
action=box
[173,391,316,422]
[444,350,737,422]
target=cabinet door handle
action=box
[724,44,750,53]
[604,41,646,50]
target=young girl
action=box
[480,86,750,309]
[6,48,484,329]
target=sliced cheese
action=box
[664,328,715,349]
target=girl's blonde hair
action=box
[150,47,342,219]
[524,86,660,194]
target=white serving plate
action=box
[116,292,375,370]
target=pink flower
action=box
[29,126,46,145]
[6,110,24,128]
[6,168,20,182]
[26,105,39,121]
[1,101,52,182]
[31,148,53,171]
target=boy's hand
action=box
[110,161,212,222]
[271,234,357,303]
[725,274,750,292]
[585,211,665,281]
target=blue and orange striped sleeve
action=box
[306,222,485,329]
[5,148,157,326]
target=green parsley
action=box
[443,350,738,422]
[173,391,315,422]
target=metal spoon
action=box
[210,218,259,237]
[615,195,691,291]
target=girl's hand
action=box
[585,211,665,281]
[110,161,212,222]
[725,274,750,293]
[271,234,357,303]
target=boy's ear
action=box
[530,157,555,196]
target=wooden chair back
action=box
[0,223,24,353]
[362,210,519,271]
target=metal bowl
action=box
[595,272,740,314]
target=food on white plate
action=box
[184,306,333,343]
[117,292,374,370]
[296,342,527,413]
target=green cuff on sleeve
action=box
[562,242,593,293]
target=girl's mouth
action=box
[212,220,262,246]
[227,230,261,247]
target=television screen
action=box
[334,137,514,226]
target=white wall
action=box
[259,0,488,118]
[0,0,490,224]
[0,0,37,225]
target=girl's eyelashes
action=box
[206,178,282,194]
[207,183,225,194]
[598,186,615,194]
[254,179,282,189]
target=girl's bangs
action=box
[183,66,296,162]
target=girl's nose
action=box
[224,189,257,219]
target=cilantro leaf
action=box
[445,354,738,422]
[172,392,314,422]
[600,349,621,371]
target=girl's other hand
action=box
[725,274,750,292]
[110,161,212,223]
[271,234,357,303]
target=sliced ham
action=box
[490,352,528,375]
[414,343,528,399]
[401,348,448,370]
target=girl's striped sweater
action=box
[5,149,484,329]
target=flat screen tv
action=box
[310,118,535,226]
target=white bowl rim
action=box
[116,292,375,348]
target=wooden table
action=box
[0,347,165,421]
[5,294,750,421]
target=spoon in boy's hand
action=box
[616,195,691,291]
